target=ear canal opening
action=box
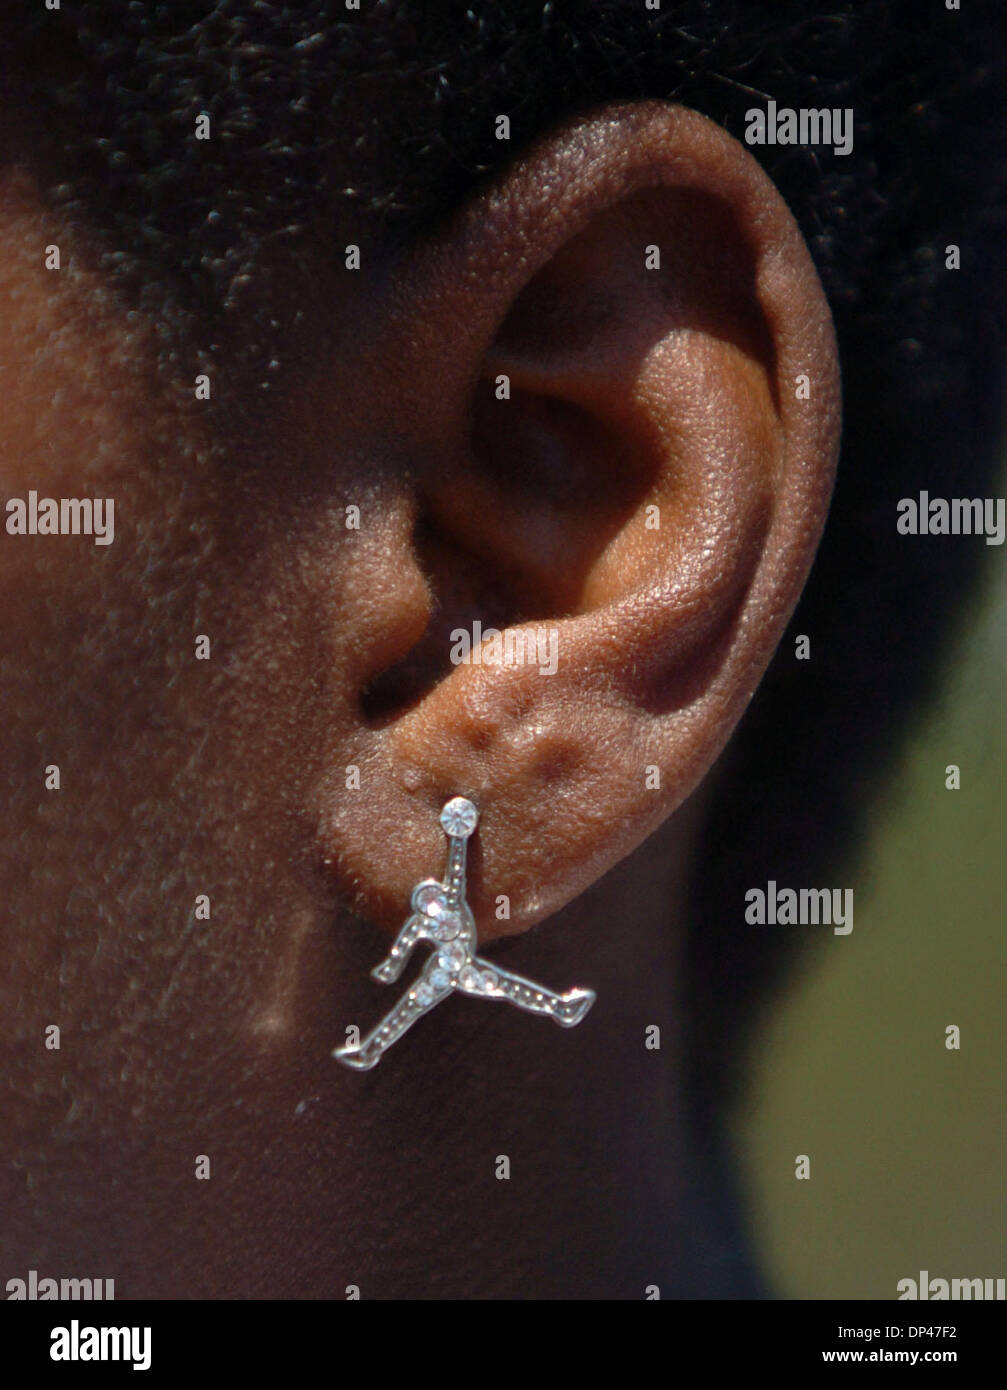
[358,512,532,728]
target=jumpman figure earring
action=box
[334,797,596,1070]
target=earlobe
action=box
[317,101,840,940]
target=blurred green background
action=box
[736,511,1007,1299]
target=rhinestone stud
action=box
[439,796,478,839]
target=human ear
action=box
[316,101,840,939]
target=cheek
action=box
[0,176,130,583]
[0,337,372,1092]
[0,358,207,751]
[0,245,226,1062]
[0,190,223,734]
[0,184,371,1170]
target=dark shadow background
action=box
[735,482,1007,1296]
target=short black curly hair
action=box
[3,0,1006,1157]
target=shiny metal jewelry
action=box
[334,796,596,1070]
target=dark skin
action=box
[1,104,839,1297]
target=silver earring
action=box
[334,796,596,1070]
